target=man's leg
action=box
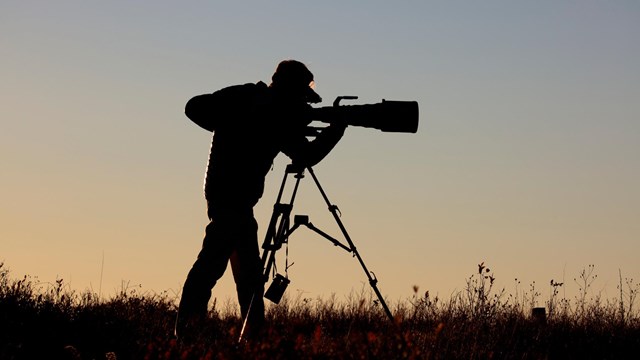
[230,216,265,334]
[176,220,234,338]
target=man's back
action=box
[186,82,310,208]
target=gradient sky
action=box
[2,1,639,308]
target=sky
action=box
[2,1,639,310]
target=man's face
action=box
[303,81,322,104]
[279,81,318,103]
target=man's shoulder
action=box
[207,82,269,106]
[217,81,268,94]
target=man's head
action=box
[270,60,322,103]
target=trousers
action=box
[177,206,265,331]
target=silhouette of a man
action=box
[176,60,346,339]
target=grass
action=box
[1,261,639,359]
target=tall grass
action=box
[1,261,639,359]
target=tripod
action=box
[239,163,394,341]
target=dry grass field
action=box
[2,262,639,359]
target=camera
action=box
[308,96,419,133]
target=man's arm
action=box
[282,122,347,168]
[185,83,261,132]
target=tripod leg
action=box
[306,167,395,322]
[239,167,304,342]
[239,294,257,341]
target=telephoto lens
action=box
[309,98,419,133]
